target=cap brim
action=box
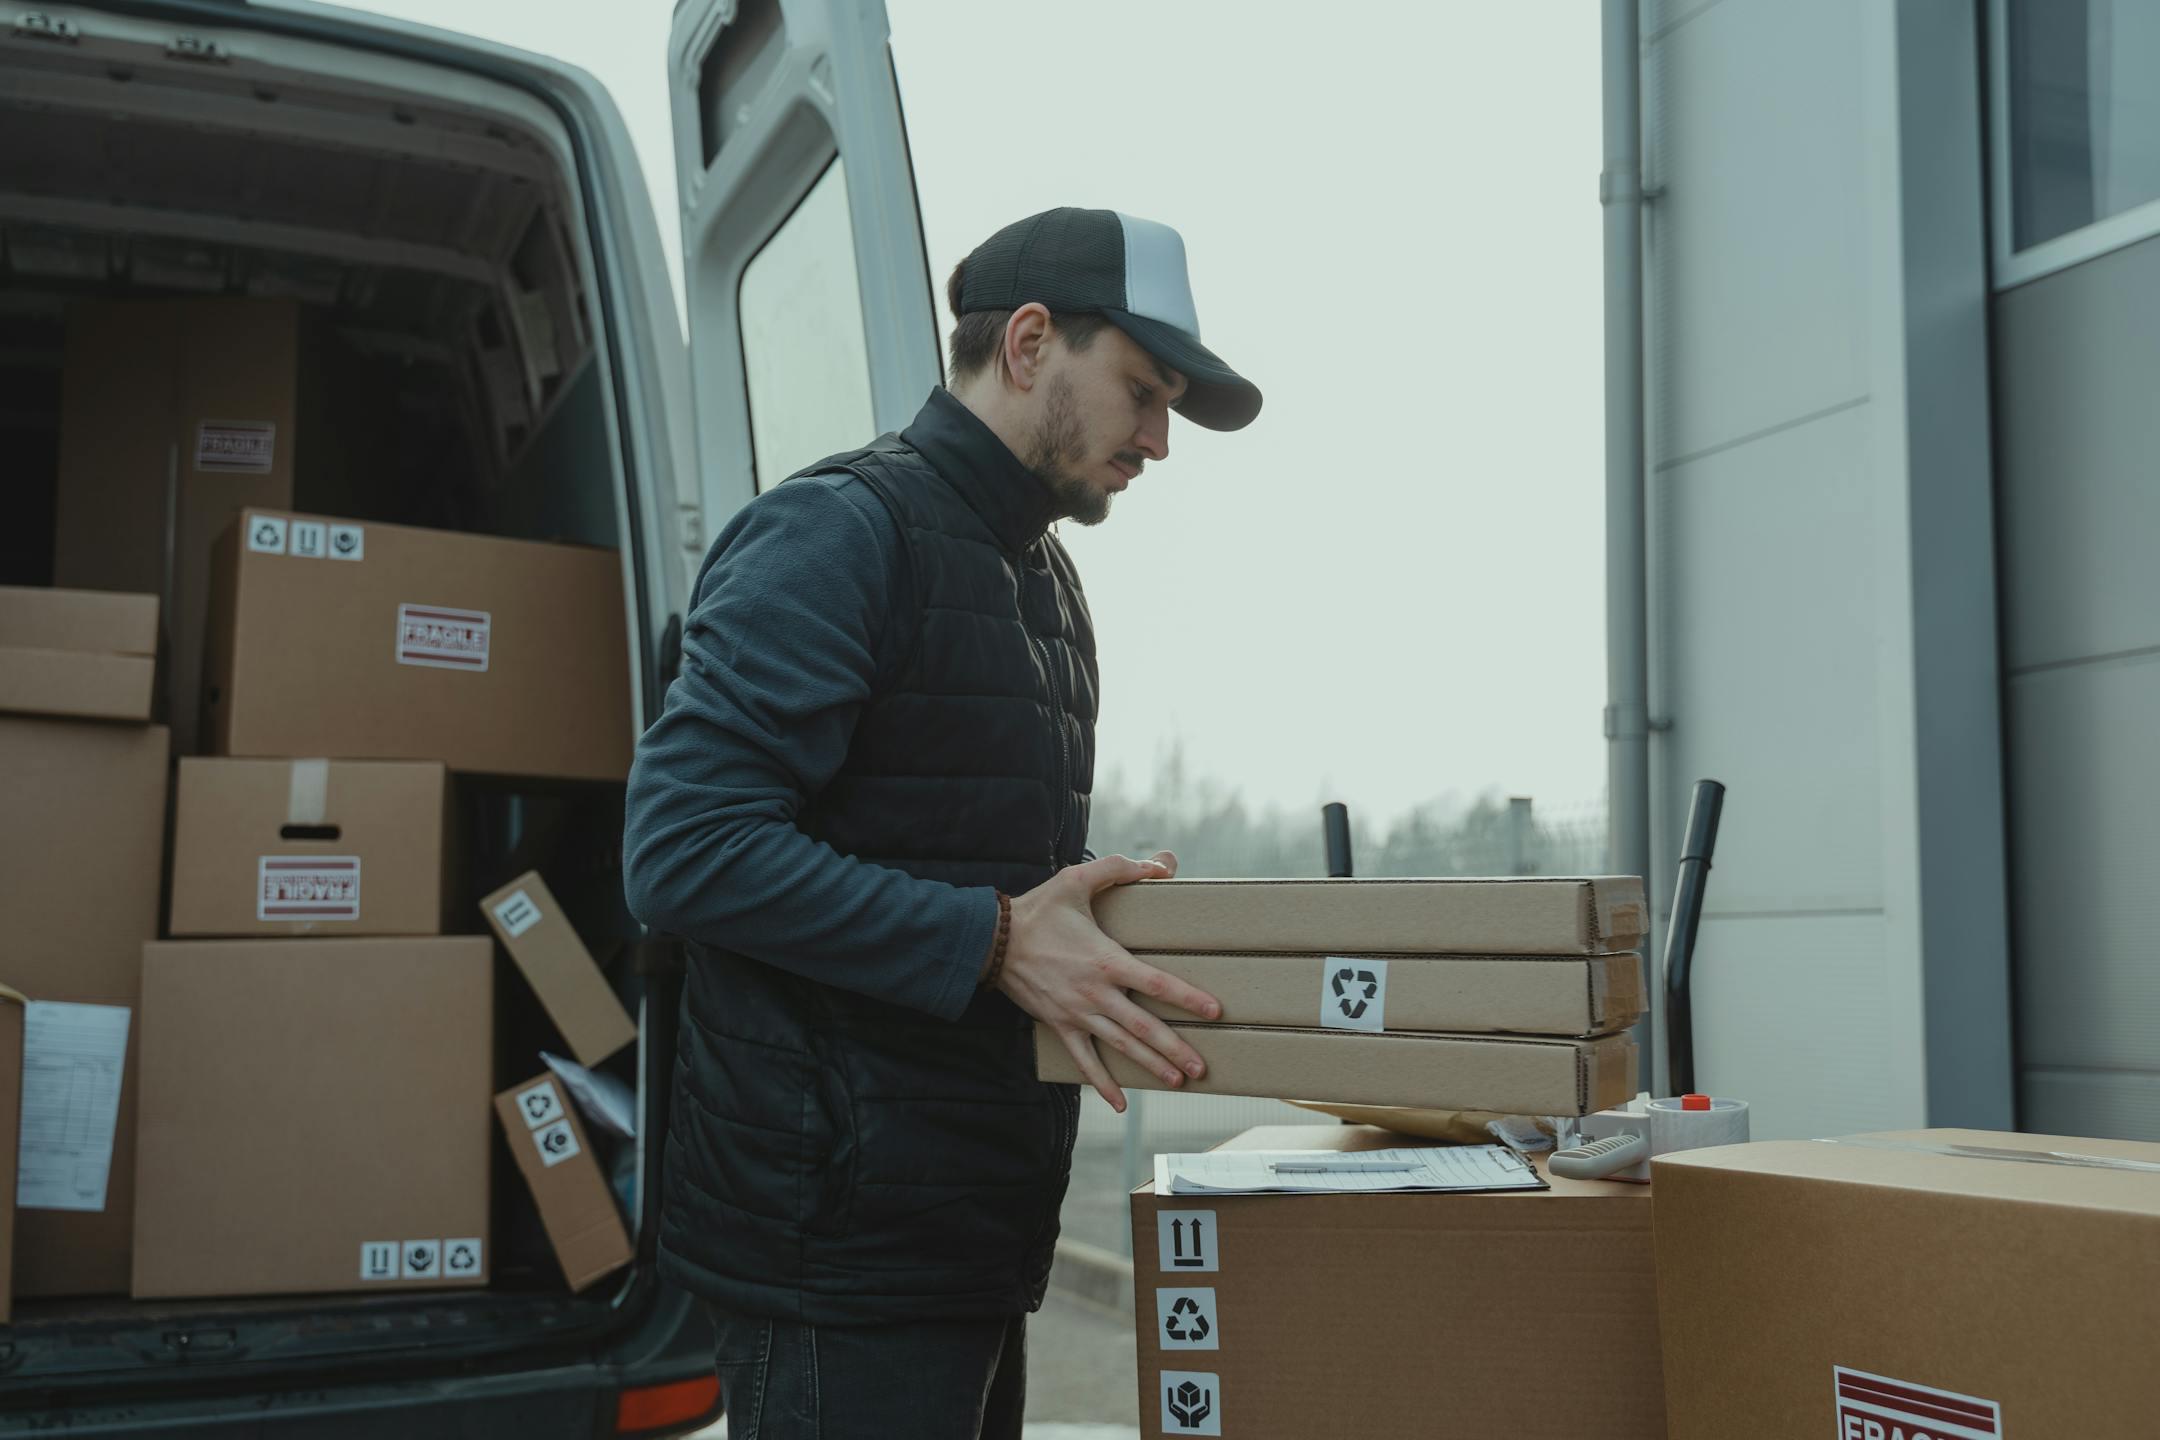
[1102,311,1262,432]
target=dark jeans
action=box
[704,1305,1027,1439]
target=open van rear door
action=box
[667,0,942,557]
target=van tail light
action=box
[615,1374,721,1434]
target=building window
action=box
[1995,0,2160,283]
[737,157,875,491]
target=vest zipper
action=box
[1032,633,1070,864]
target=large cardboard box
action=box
[0,587,158,722]
[0,989,23,1323]
[54,299,303,753]
[1654,1128,2160,1440]
[203,509,633,781]
[1094,877,1648,956]
[170,757,451,937]
[0,715,167,1296]
[1133,951,1646,1037]
[1131,1124,1663,1438]
[1037,1023,1636,1116]
[481,872,636,1066]
[133,938,494,1299]
[494,1073,634,1292]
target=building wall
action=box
[1994,235,2160,1140]
[1637,0,2013,1138]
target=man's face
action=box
[1022,324,1187,526]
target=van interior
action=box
[0,15,668,1390]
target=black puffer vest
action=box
[659,389,1095,1324]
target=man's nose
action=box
[1136,416,1170,464]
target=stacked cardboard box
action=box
[1038,877,1648,1116]
[1130,1123,1666,1438]
[0,588,169,1296]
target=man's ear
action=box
[1001,303,1053,393]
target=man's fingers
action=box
[1059,1028,1126,1113]
[1098,992,1208,1080]
[1081,1012,1187,1089]
[1146,850,1179,879]
[1074,852,1173,893]
[1112,956,1222,1024]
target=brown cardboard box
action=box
[133,938,493,1299]
[480,873,635,1066]
[1131,1124,1664,1439]
[1654,1128,2160,1440]
[1094,876,1648,956]
[170,758,451,937]
[0,716,167,1296]
[1037,1023,1636,1116]
[1133,951,1646,1037]
[0,588,158,722]
[0,989,23,1323]
[203,509,632,781]
[494,1073,633,1292]
[54,299,303,753]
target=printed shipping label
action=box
[1833,1366,2001,1440]
[443,1238,484,1278]
[359,1241,399,1281]
[533,1118,580,1167]
[17,1002,130,1212]
[196,420,276,473]
[1155,1210,1218,1273]
[258,856,360,922]
[1154,1287,1220,1351]
[1159,1371,1222,1436]
[1320,957,1388,1032]
[514,1079,562,1130]
[397,603,491,672]
[492,888,543,940]
[246,516,289,554]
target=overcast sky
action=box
[357,0,1607,830]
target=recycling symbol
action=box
[1164,1296,1211,1343]
[447,1243,477,1272]
[1167,1379,1213,1430]
[1331,966,1380,1020]
[253,522,280,547]
[524,1093,552,1121]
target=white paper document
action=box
[1154,1144,1545,1197]
[18,1001,131,1212]
[540,1050,636,1141]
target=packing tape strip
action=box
[1819,1135,2160,1175]
[0,983,26,1006]
[287,758,330,826]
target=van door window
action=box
[737,158,875,491]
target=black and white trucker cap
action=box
[954,208,1262,432]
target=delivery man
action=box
[623,208,1261,1438]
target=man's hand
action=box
[995,852,1221,1113]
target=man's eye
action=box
[1133,384,1153,403]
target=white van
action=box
[0,0,940,1430]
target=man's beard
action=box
[1025,375,1113,526]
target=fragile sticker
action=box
[1320,957,1388,1032]
[288,520,327,559]
[196,420,276,473]
[492,888,543,940]
[533,1118,580,1167]
[397,603,491,672]
[328,524,365,561]
[1155,1210,1217,1273]
[514,1079,562,1130]
[1158,1370,1221,1436]
[246,516,289,555]
[258,856,360,922]
[1834,1367,2000,1440]
[359,1240,399,1281]
[443,1237,484,1278]
[1154,1287,1219,1351]
[401,1239,441,1279]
